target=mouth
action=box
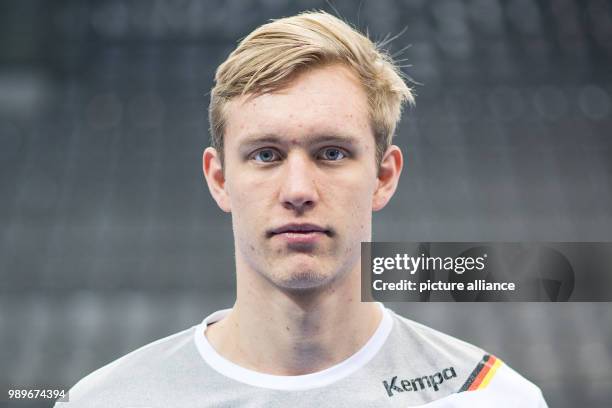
[267,223,332,238]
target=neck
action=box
[205,262,382,375]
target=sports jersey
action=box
[55,304,548,407]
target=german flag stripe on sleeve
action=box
[458,354,503,392]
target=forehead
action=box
[223,64,372,146]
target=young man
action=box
[57,11,548,407]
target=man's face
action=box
[208,64,394,291]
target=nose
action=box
[279,151,319,213]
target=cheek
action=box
[227,166,262,202]
[228,177,272,227]
[323,171,376,221]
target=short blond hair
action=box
[209,10,414,165]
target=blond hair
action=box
[209,10,414,165]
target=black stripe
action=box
[458,354,490,392]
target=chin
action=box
[271,267,335,292]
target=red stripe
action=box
[467,355,497,391]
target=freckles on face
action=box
[226,67,372,145]
[220,64,381,287]
[225,65,378,210]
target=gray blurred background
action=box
[1,0,611,407]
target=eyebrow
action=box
[239,133,359,150]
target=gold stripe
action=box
[478,358,503,389]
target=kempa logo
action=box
[383,367,457,397]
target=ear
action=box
[372,145,403,211]
[203,147,231,212]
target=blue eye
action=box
[252,148,281,163]
[318,147,347,161]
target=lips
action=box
[268,223,331,237]
[268,223,331,247]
